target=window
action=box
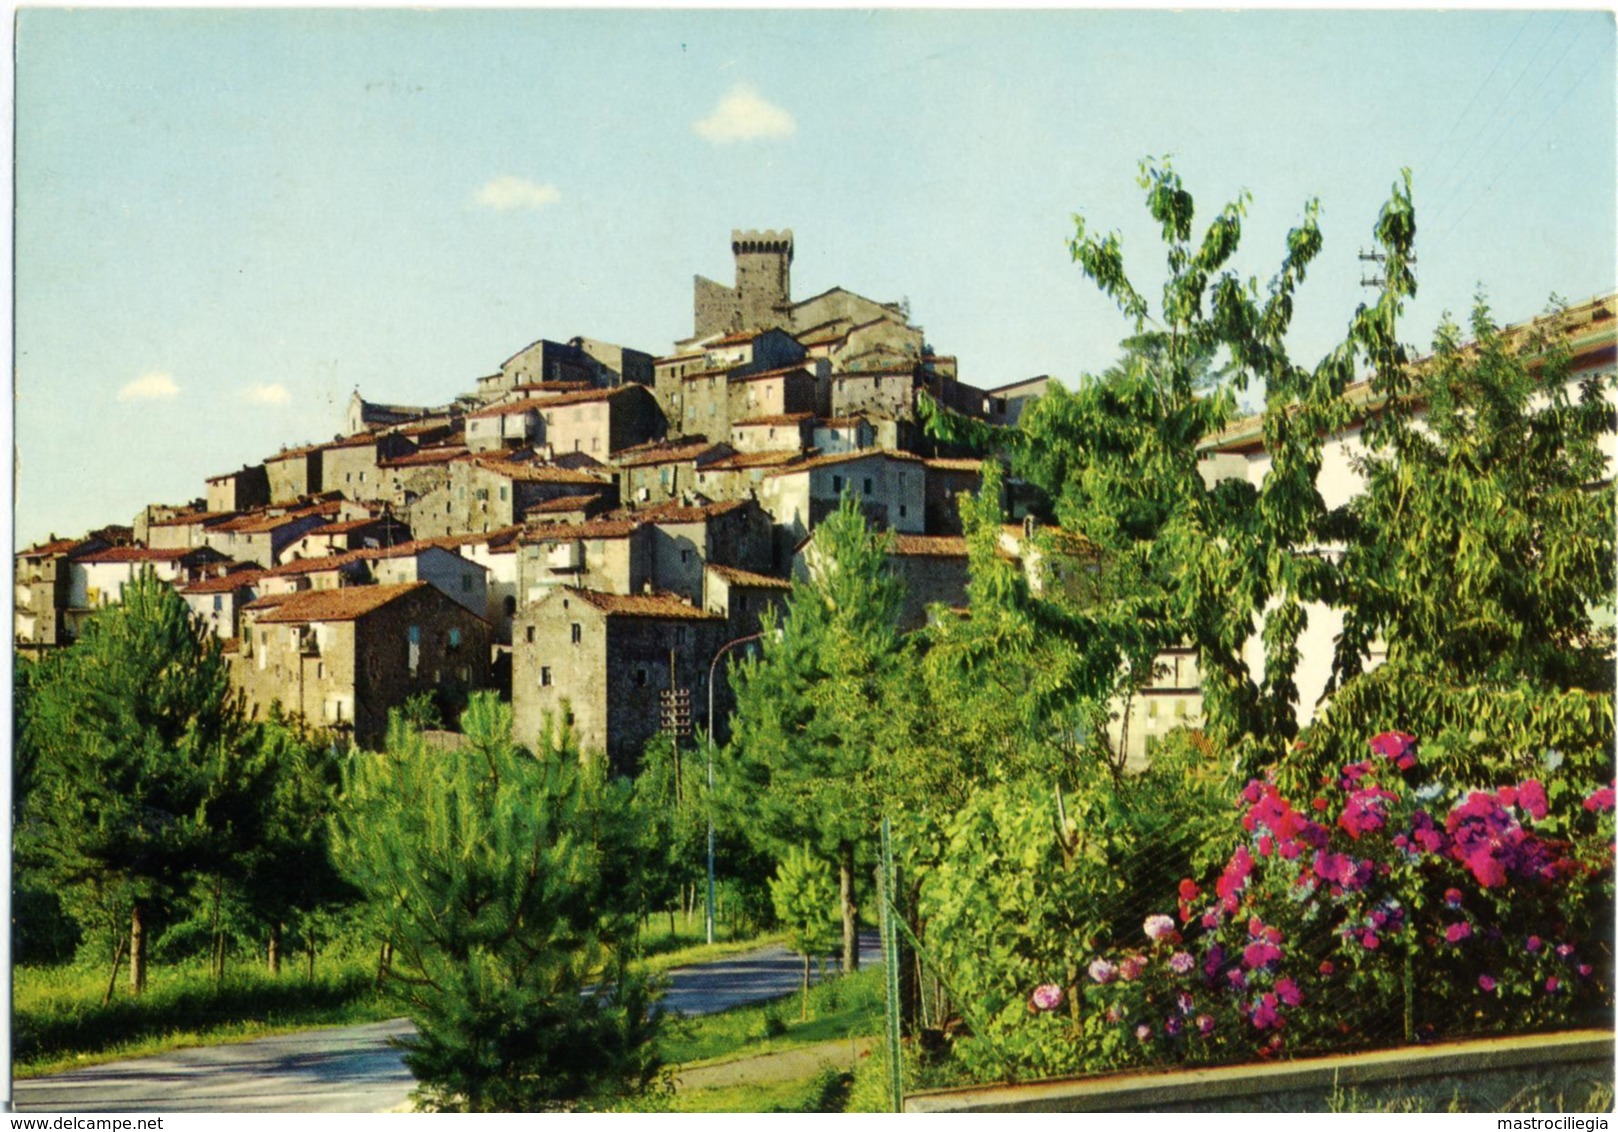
[899,505,908,518]
[680,549,690,564]
[525,625,535,644]
[541,666,553,687]
[833,475,844,493]
[863,477,874,496]
[213,595,223,612]
[634,667,648,687]
[461,575,473,592]
[505,596,518,617]
[571,623,582,644]
[408,624,421,676]
[448,628,462,650]
[591,436,600,453]
[499,486,508,502]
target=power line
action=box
[1420,11,1537,196]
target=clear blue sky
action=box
[13,7,1616,549]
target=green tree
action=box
[331,694,662,1112]
[724,492,904,972]
[16,569,267,996]
[923,160,1418,771]
[769,845,840,1019]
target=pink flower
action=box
[1556,943,1576,961]
[1370,731,1417,770]
[1169,951,1195,975]
[1088,958,1117,985]
[1176,991,1195,1015]
[1517,780,1549,821]
[1444,922,1472,944]
[1444,887,1464,908]
[1196,1014,1216,1037]
[1242,941,1282,970]
[1251,993,1281,1031]
[1478,974,1497,992]
[1318,961,1335,977]
[1275,978,1303,1007]
[1361,931,1382,951]
[1178,878,1201,902]
[1227,969,1248,990]
[1578,964,1594,978]
[1164,1015,1184,1037]
[1217,846,1255,911]
[1545,977,1561,994]
[1526,936,1543,953]
[1120,954,1147,982]
[1144,914,1178,942]
[1583,786,1615,813]
[1029,984,1064,1012]
[1136,1023,1153,1042]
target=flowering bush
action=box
[1008,734,1614,1072]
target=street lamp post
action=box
[706,630,765,946]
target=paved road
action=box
[12,933,882,1114]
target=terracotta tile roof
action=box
[923,457,985,473]
[524,494,605,515]
[466,397,552,420]
[612,499,750,524]
[733,413,815,428]
[562,586,725,621]
[711,328,764,347]
[75,546,199,564]
[612,437,725,468]
[889,535,969,558]
[263,552,368,577]
[764,448,925,477]
[242,592,294,612]
[818,416,869,429]
[705,563,792,589]
[183,570,265,594]
[252,581,430,624]
[215,512,321,535]
[326,432,393,450]
[264,442,325,463]
[473,458,610,485]
[19,537,87,558]
[702,449,807,472]
[730,364,815,385]
[532,385,639,409]
[519,518,644,543]
[380,446,468,469]
[151,510,238,528]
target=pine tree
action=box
[16,568,265,995]
[769,845,840,1019]
[332,693,662,1112]
[724,492,904,972]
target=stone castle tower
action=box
[692,228,794,339]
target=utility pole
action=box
[1357,247,1417,290]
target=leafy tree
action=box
[331,694,662,1112]
[923,160,1418,771]
[629,733,707,935]
[769,845,840,1019]
[16,569,269,995]
[724,492,905,972]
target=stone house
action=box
[66,545,232,637]
[830,366,920,422]
[465,397,549,453]
[826,316,924,374]
[626,498,776,601]
[180,569,265,640]
[572,336,655,388]
[146,510,240,550]
[478,338,598,401]
[203,509,331,568]
[703,562,792,639]
[692,230,797,340]
[411,455,618,539]
[323,432,419,500]
[362,544,490,620]
[286,516,412,561]
[234,581,490,748]
[982,376,1053,428]
[378,444,467,514]
[613,437,732,508]
[258,551,373,595]
[264,443,325,503]
[516,518,652,606]
[14,535,107,653]
[512,586,727,772]
[540,385,665,459]
[730,413,815,454]
[923,457,989,536]
[758,449,928,557]
[205,465,270,513]
[812,416,874,455]
[679,359,822,439]
[691,449,804,504]
[883,535,971,632]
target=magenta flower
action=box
[1144,914,1178,943]
[1583,786,1615,813]
[1318,961,1335,977]
[1251,993,1281,1031]
[1242,940,1282,971]
[1546,977,1561,994]
[1169,951,1195,975]
[1176,991,1195,1015]
[1578,964,1594,978]
[1275,978,1303,1007]
[1088,958,1117,985]
[1444,887,1464,908]
[1478,974,1497,992]
[1196,1014,1216,1037]
[1120,954,1147,982]
[1165,1015,1184,1037]
[1517,780,1549,821]
[1370,731,1417,770]
[1029,984,1064,1012]
[1444,922,1472,944]
[1227,968,1248,990]
[1361,931,1381,951]
[1217,846,1255,911]
[1526,936,1543,953]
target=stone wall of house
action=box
[265,450,323,503]
[206,466,269,513]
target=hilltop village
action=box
[17,231,1053,766]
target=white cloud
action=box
[117,372,179,402]
[475,176,562,211]
[693,84,796,144]
[243,383,290,405]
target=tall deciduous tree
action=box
[769,845,840,1019]
[924,160,1418,772]
[332,694,661,1112]
[724,492,904,972]
[16,569,266,995]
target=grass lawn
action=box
[660,964,884,1069]
[12,953,396,1078]
[667,1068,853,1113]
